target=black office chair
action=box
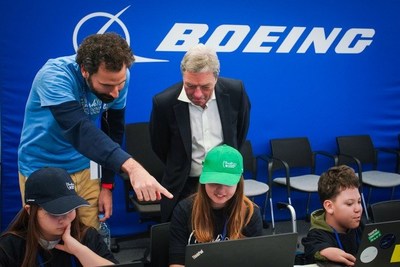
[336,135,400,221]
[240,140,270,228]
[370,199,400,222]
[122,122,164,221]
[266,137,337,228]
[112,122,164,252]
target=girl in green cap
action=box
[169,145,263,267]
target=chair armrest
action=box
[313,150,338,166]
[256,154,270,163]
[255,155,273,189]
[118,173,135,212]
[376,147,400,156]
[337,153,363,183]
[277,202,297,233]
[263,155,291,188]
[119,173,160,207]
[375,147,400,172]
[120,173,129,181]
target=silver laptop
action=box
[185,232,298,267]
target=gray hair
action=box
[180,44,220,78]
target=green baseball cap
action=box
[200,144,243,186]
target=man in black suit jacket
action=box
[149,44,251,221]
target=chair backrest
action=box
[370,199,400,222]
[336,135,376,165]
[270,137,314,170]
[124,122,163,219]
[125,122,164,182]
[240,140,257,179]
[150,222,170,267]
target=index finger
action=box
[158,184,173,199]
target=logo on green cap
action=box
[223,161,237,169]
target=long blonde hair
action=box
[191,176,255,242]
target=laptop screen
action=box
[185,232,298,267]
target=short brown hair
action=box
[318,165,360,205]
[76,32,135,75]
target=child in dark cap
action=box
[0,167,118,267]
[169,144,263,267]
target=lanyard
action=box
[37,253,77,267]
[332,228,344,250]
[331,227,360,251]
[221,219,229,240]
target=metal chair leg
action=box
[361,192,370,221]
[269,197,275,231]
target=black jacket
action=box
[149,77,251,221]
[301,209,363,264]
[0,227,117,267]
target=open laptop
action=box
[150,222,170,267]
[317,220,400,267]
[354,220,400,267]
[185,232,298,267]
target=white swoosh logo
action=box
[73,6,168,63]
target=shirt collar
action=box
[177,86,216,107]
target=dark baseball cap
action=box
[25,167,89,215]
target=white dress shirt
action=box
[178,87,223,177]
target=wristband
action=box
[101,183,114,191]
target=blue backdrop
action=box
[1,0,400,236]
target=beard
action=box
[86,77,115,103]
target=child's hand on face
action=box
[54,224,83,255]
[320,247,357,266]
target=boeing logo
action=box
[157,23,375,54]
[72,6,168,63]
[74,8,375,57]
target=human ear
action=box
[81,65,89,79]
[24,205,31,215]
[323,200,334,215]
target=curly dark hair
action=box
[76,32,135,75]
[318,165,360,205]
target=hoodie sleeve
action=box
[301,228,338,263]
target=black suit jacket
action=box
[149,77,251,221]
